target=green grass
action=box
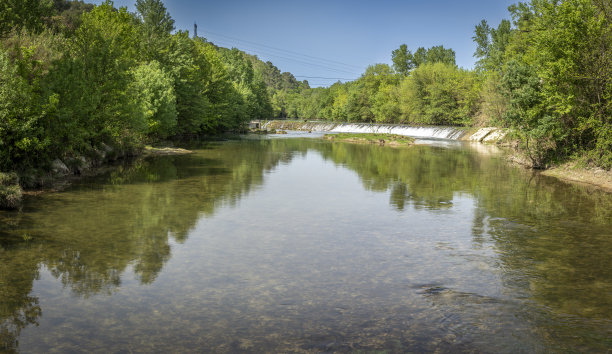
[323,133,415,146]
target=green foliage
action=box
[473,19,512,72]
[0,172,22,209]
[471,0,611,168]
[136,0,174,36]
[0,184,22,209]
[0,0,53,37]
[129,61,177,138]
[136,0,174,62]
[219,48,273,121]
[170,32,213,135]
[391,44,456,76]
[525,0,611,168]
[425,45,456,66]
[42,1,146,155]
[500,59,561,166]
[47,0,94,35]
[0,49,47,171]
[476,71,508,126]
[399,63,479,125]
[391,44,413,76]
[0,0,293,188]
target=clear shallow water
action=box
[1,138,611,353]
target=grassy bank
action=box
[324,133,415,147]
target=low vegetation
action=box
[324,133,415,147]
[0,172,21,209]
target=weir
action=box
[329,123,466,139]
[262,121,507,142]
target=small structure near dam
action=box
[249,121,262,129]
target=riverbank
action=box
[0,145,194,209]
[324,133,415,146]
[143,146,194,156]
[540,162,612,192]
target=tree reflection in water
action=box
[0,138,610,352]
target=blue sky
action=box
[92,0,516,87]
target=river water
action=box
[1,135,611,352]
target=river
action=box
[1,134,610,352]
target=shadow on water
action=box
[0,137,611,352]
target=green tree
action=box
[135,0,174,61]
[0,49,46,171]
[391,44,456,76]
[391,44,414,76]
[473,19,512,72]
[129,61,177,138]
[487,0,612,168]
[42,1,145,156]
[136,0,174,35]
[0,0,53,37]
[47,0,94,35]
[171,32,212,135]
[425,45,456,66]
[399,63,478,126]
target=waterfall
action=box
[330,123,466,139]
[263,121,468,140]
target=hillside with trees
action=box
[0,0,307,185]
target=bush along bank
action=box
[0,173,22,209]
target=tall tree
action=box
[473,19,512,71]
[425,45,456,66]
[392,45,455,75]
[136,0,174,35]
[391,44,414,76]
[135,0,175,61]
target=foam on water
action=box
[264,121,467,140]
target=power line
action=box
[200,28,363,71]
[294,76,356,80]
[209,38,360,75]
[208,38,358,75]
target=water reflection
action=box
[0,137,610,352]
[0,140,295,351]
[310,141,612,317]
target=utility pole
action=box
[194,22,198,38]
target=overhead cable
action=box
[209,38,360,75]
[200,29,363,71]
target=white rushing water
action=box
[264,121,467,140]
